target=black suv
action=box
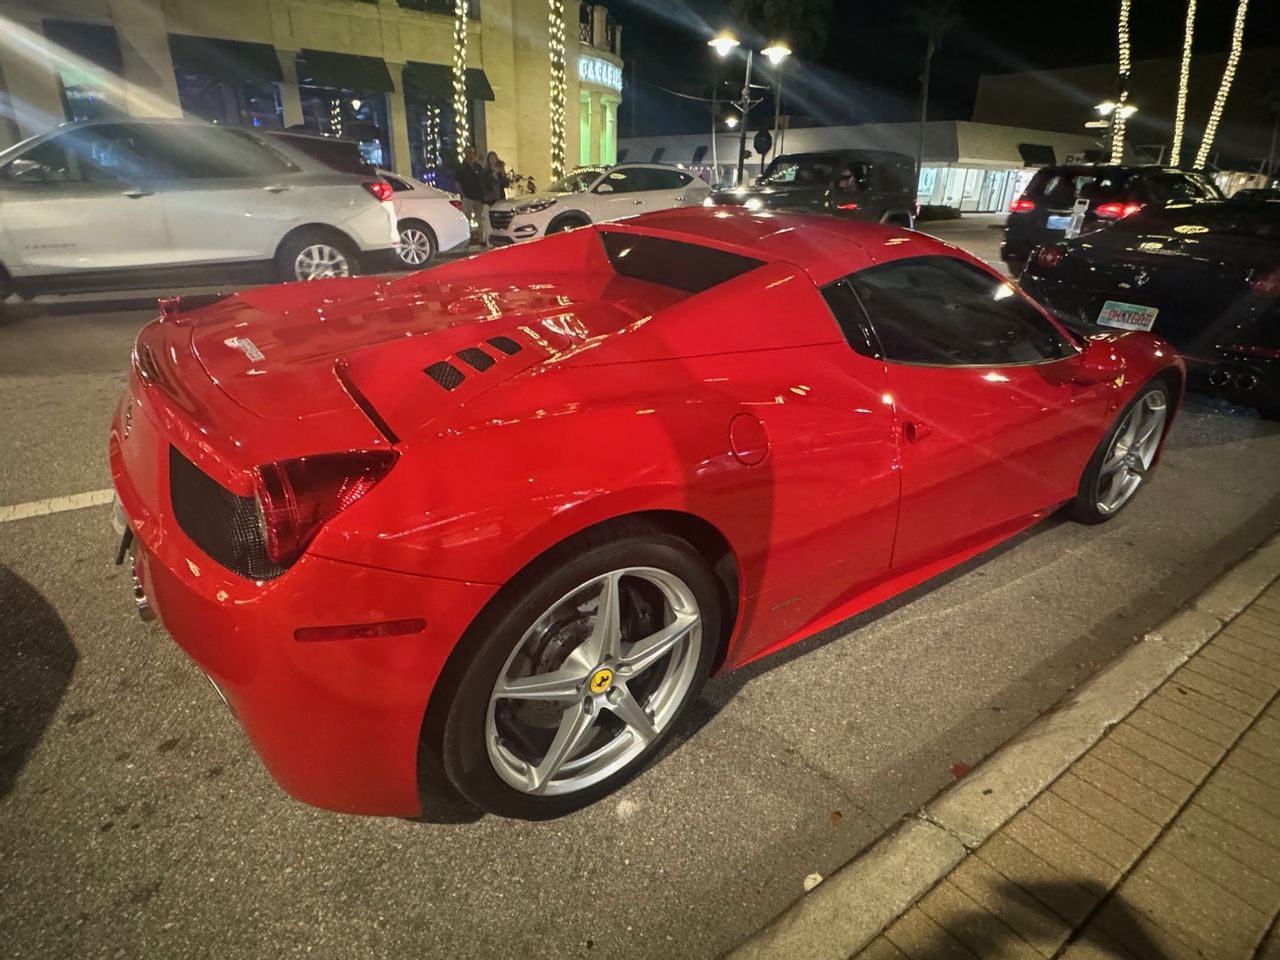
[710,150,917,227]
[1002,164,1221,276]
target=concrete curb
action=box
[725,533,1280,960]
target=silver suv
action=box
[0,118,399,297]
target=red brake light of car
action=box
[255,451,398,567]
[1036,245,1064,271]
[1009,198,1036,213]
[1095,201,1143,220]
[449,199,464,212]
[837,201,859,210]
[1250,267,1280,297]
[364,180,395,203]
[1227,344,1280,360]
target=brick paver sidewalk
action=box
[856,582,1280,960]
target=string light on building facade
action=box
[1109,0,1132,164]
[1170,0,1197,165]
[548,0,567,180]
[452,0,471,162]
[1194,0,1249,168]
[328,97,343,139]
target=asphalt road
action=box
[3,225,1280,960]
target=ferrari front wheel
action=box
[1069,382,1169,525]
[435,522,720,819]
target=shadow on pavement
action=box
[0,563,78,798]
[876,880,1176,958]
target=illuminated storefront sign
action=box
[578,55,622,93]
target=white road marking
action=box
[0,488,114,524]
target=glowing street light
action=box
[709,31,791,185]
[708,33,740,57]
[761,44,791,66]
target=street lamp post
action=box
[708,33,790,187]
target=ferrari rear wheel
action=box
[434,521,719,819]
[1069,382,1169,524]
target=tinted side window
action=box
[821,280,882,358]
[4,138,82,183]
[599,168,640,193]
[850,256,1070,366]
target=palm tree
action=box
[905,0,962,194]
[1170,0,1197,166]
[1194,0,1251,169]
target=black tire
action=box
[0,264,12,300]
[546,213,590,235]
[429,519,721,819]
[274,228,361,282]
[396,218,438,267]
[883,213,914,229]
[1256,403,1280,422]
[1068,380,1170,525]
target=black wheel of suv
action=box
[429,519,720,819]
[546,214,590,234]
[274,228,360,282]
[1068,381,1170,525]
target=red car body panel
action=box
[108,209,1184,816]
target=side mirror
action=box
[594,182,614,194]
[1069,340,1125,385]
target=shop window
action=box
[298,90,390,168]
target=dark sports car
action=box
[1021,198,1280,419]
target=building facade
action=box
[0,0,623,190]
[619,120,1099,214]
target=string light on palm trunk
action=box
[1170,0,1197,166]
[1110,0,1132,164]
[1194,0,1250,169]
[548,0,567,179]
[452,0,470,163]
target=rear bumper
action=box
[359,247,404,275]
[109,387,499,817]
[1186,356,1280,413]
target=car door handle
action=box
[902,420,932,443]
[122,187,154,199]
[631,199,644,205]
[263,184,291,193]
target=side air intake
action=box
[425,361,465,391]
[457,347,496,372]
[487,336,522,356]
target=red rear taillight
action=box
[1226,344,1280,360]
[1095,201,1143,220]
[1036,246,1064,271]
[255,450,397,567]
[1250,267,1280,297]
[364,180,395,203]
[449,198,464,212]
[837,201,859,210]
[1009,198,1036,213]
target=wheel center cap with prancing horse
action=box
[589,667,614,695]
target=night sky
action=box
[611,0,1280,137]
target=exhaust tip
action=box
[1236,373,1258,392]
[1208,369,1230,388]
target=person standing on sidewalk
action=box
[453,145,485,246]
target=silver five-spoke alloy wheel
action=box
[398,226,433,265]
[1095,389,1167,515]
[294,243,351,280]
[485,567,703,797]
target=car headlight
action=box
[702,196,716,207]
[515,198,558,214]
[745,197,764,211]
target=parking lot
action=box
[3,225,1280,960]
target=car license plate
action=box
[1046,215,1072,231]
[1097,300,1159,332]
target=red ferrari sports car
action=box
[109,208,1183,819]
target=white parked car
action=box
[487,163,712,245]
[0,118,399,298]
[377,170,471,267]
